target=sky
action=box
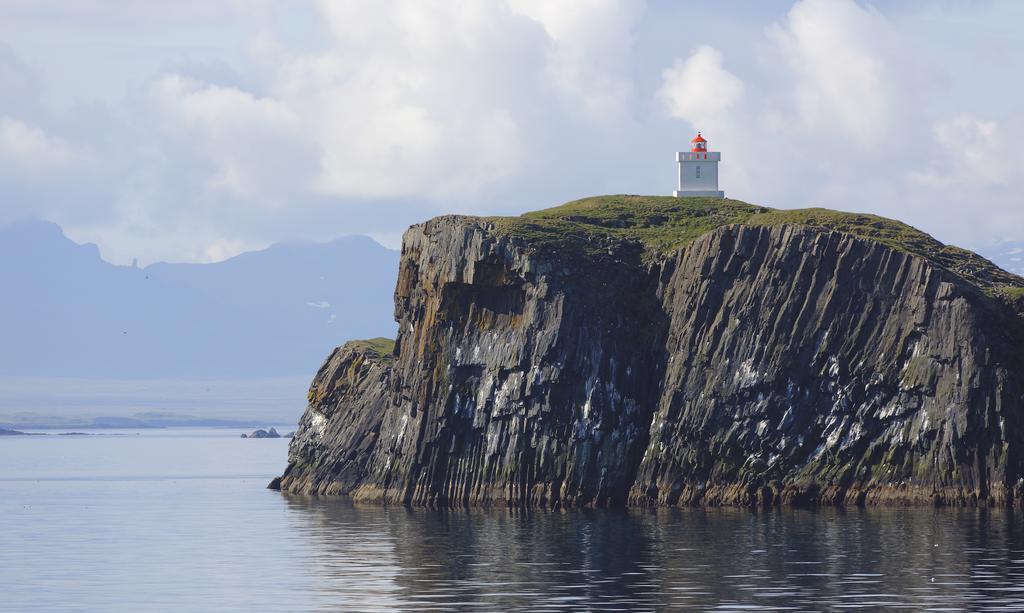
[0,0,1021,265]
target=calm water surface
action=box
[3,429,1024,611]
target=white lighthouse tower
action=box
[674,132,724,198]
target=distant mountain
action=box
[980,241,1024,277]
[0,219,399,378]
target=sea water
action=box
[3,428,1024,611]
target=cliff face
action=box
[634,225,1023,507]
[273,197,1024,508]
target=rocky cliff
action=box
[271,196,1024,508]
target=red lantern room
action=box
[690,132,707,153]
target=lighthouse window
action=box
[696,165,701,178]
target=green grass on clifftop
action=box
[347,337,395,361]
[486,195,1023,296]
[489,195,763,256]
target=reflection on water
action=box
[3,429,1024,611]
[284,499,1024,612]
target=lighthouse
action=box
[674,132,724,198]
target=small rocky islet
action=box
[241,427,294,439]
[270,195,1024,509]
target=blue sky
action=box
[0,0,1021,264]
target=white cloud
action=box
[132,0,640,211]
[658,46,744,131]
[141,0,596,204]
[508,0,641,121]
[306,301,330,309]
[911,113,1018,189]
[148,74,312,203]
[902,113,1024,242]
[0,116,83,176]
[279,1,537,199]
[767,0,916,148]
